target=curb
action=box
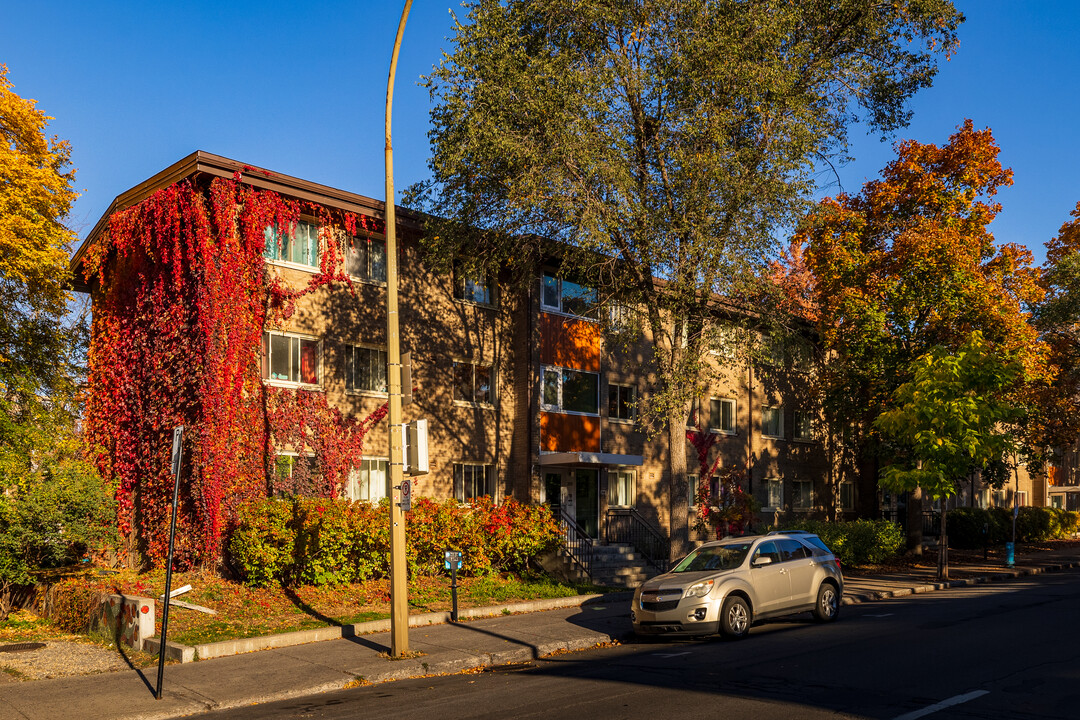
[841,560,1080,604]
[146,592,632,663]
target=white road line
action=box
[651,652,691,658]
[893,690,990,720]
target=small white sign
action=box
[399,479,412,511]
[170,426,184,476]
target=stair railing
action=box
[603,508,670,573]
[559,508,593,579]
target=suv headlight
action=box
[684,580,714,598]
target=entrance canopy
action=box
[539,451,643,466]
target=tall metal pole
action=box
[385,0,412,657]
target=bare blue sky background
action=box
[2,1,1077,264]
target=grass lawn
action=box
[41,570,610,648]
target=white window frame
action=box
[793,409,814,442]
[608,383,637,423]
[763,477,783,511]
[454,463,494,501]
[541,365,599,415]
[264,219,321,271]
[608,469,635,508]
[345,344,388,395]
[541,272,598,320]
[792,479,813,511]
[761,405,784,439]
[343,233,387,285]
[710,397,737,435]
[345,457,389,503]
[688,474,720,508]
[453,360,494,407]
[262,331,321,388]
[709,324,737,358]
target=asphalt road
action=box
[194,569,1080,720]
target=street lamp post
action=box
[385,0,413,658]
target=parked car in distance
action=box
[631,532,844,639]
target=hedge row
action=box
[945,506,1080,549]
[228,496,562,587]
[780,519,906,566]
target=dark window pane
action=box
[562,370,598,414]
[270,335,292,381]
[345,237,366,277]
[369,238,386,282]
[475,365,491,404]
[454,362,473,402]
[542,274,560,308]
[543,369,560,406]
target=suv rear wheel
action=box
[813,582,840,622]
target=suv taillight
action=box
[834,558,842,571]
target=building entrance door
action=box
[544,472,562,519]
[575,469,599,538]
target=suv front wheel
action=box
[720,596,751,639]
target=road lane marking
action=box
[651,652,691,658]
[893,690,990,720]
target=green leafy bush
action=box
[946,506,1080,548]
[782,519,906,566]
[228,496,561,588]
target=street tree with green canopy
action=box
[409,0,962,555]
[875,331,1023,579]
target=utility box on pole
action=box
[403,419,429,476]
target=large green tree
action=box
[0,64,85,479]
[875,331,1022,579]
[411,0,961,555]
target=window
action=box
[839,481,854,511]
[608,303,633,331]
[710,398,736,434]
[262,332,320,386]
[1016,491,1028,507]
[454,463,494,501]
[346,345,387,394]
[345,458,388,503]
[763,334,785,367]
[778,538,809,562]
[608,384,636,422]
[761,405,783,438]
[763,478,783,510]
[689,474,720,507]
[453,269,493,305]
[454,361,492,405]
[793,410,814,441]
[541,366,599,414]
[792,480,812,510]
[344,234,387,283]
[709,325,737,358]
[541,273,597,319]
[272,454,320,497]
[609,470,635,507]
[264,220,320,268]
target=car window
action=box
[801,536,832,554]
[752,541,781,565]
[777,539,808,562]
[672,543,753,572]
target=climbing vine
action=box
[84,170,387,568]
[686,415,756,538]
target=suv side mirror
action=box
[752,555,773,567]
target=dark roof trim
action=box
[70,150,423,292]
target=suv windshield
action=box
[672,542,753,572]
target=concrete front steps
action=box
[589,543,658,588]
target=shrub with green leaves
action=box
[228,496,561,587]
[947,506,1079,548]
[782,519,906,566]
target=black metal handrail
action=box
[559,509,593,578]
[603,508,670,573]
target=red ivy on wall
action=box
[84,171,387,568]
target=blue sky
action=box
[3,1,1078,264]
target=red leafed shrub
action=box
[83,172,386,569]
[228,495,562,587]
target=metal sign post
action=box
[444,551,463,622]
[156,425,184,700]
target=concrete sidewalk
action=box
[0,545,1077,720]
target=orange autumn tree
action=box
[790,120,1044,521]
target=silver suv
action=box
[631,532,844,639]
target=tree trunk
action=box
[668,417,690,562]
[906,486,923,556]
[937,502,949,581]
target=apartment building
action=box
[72,152,844,557]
